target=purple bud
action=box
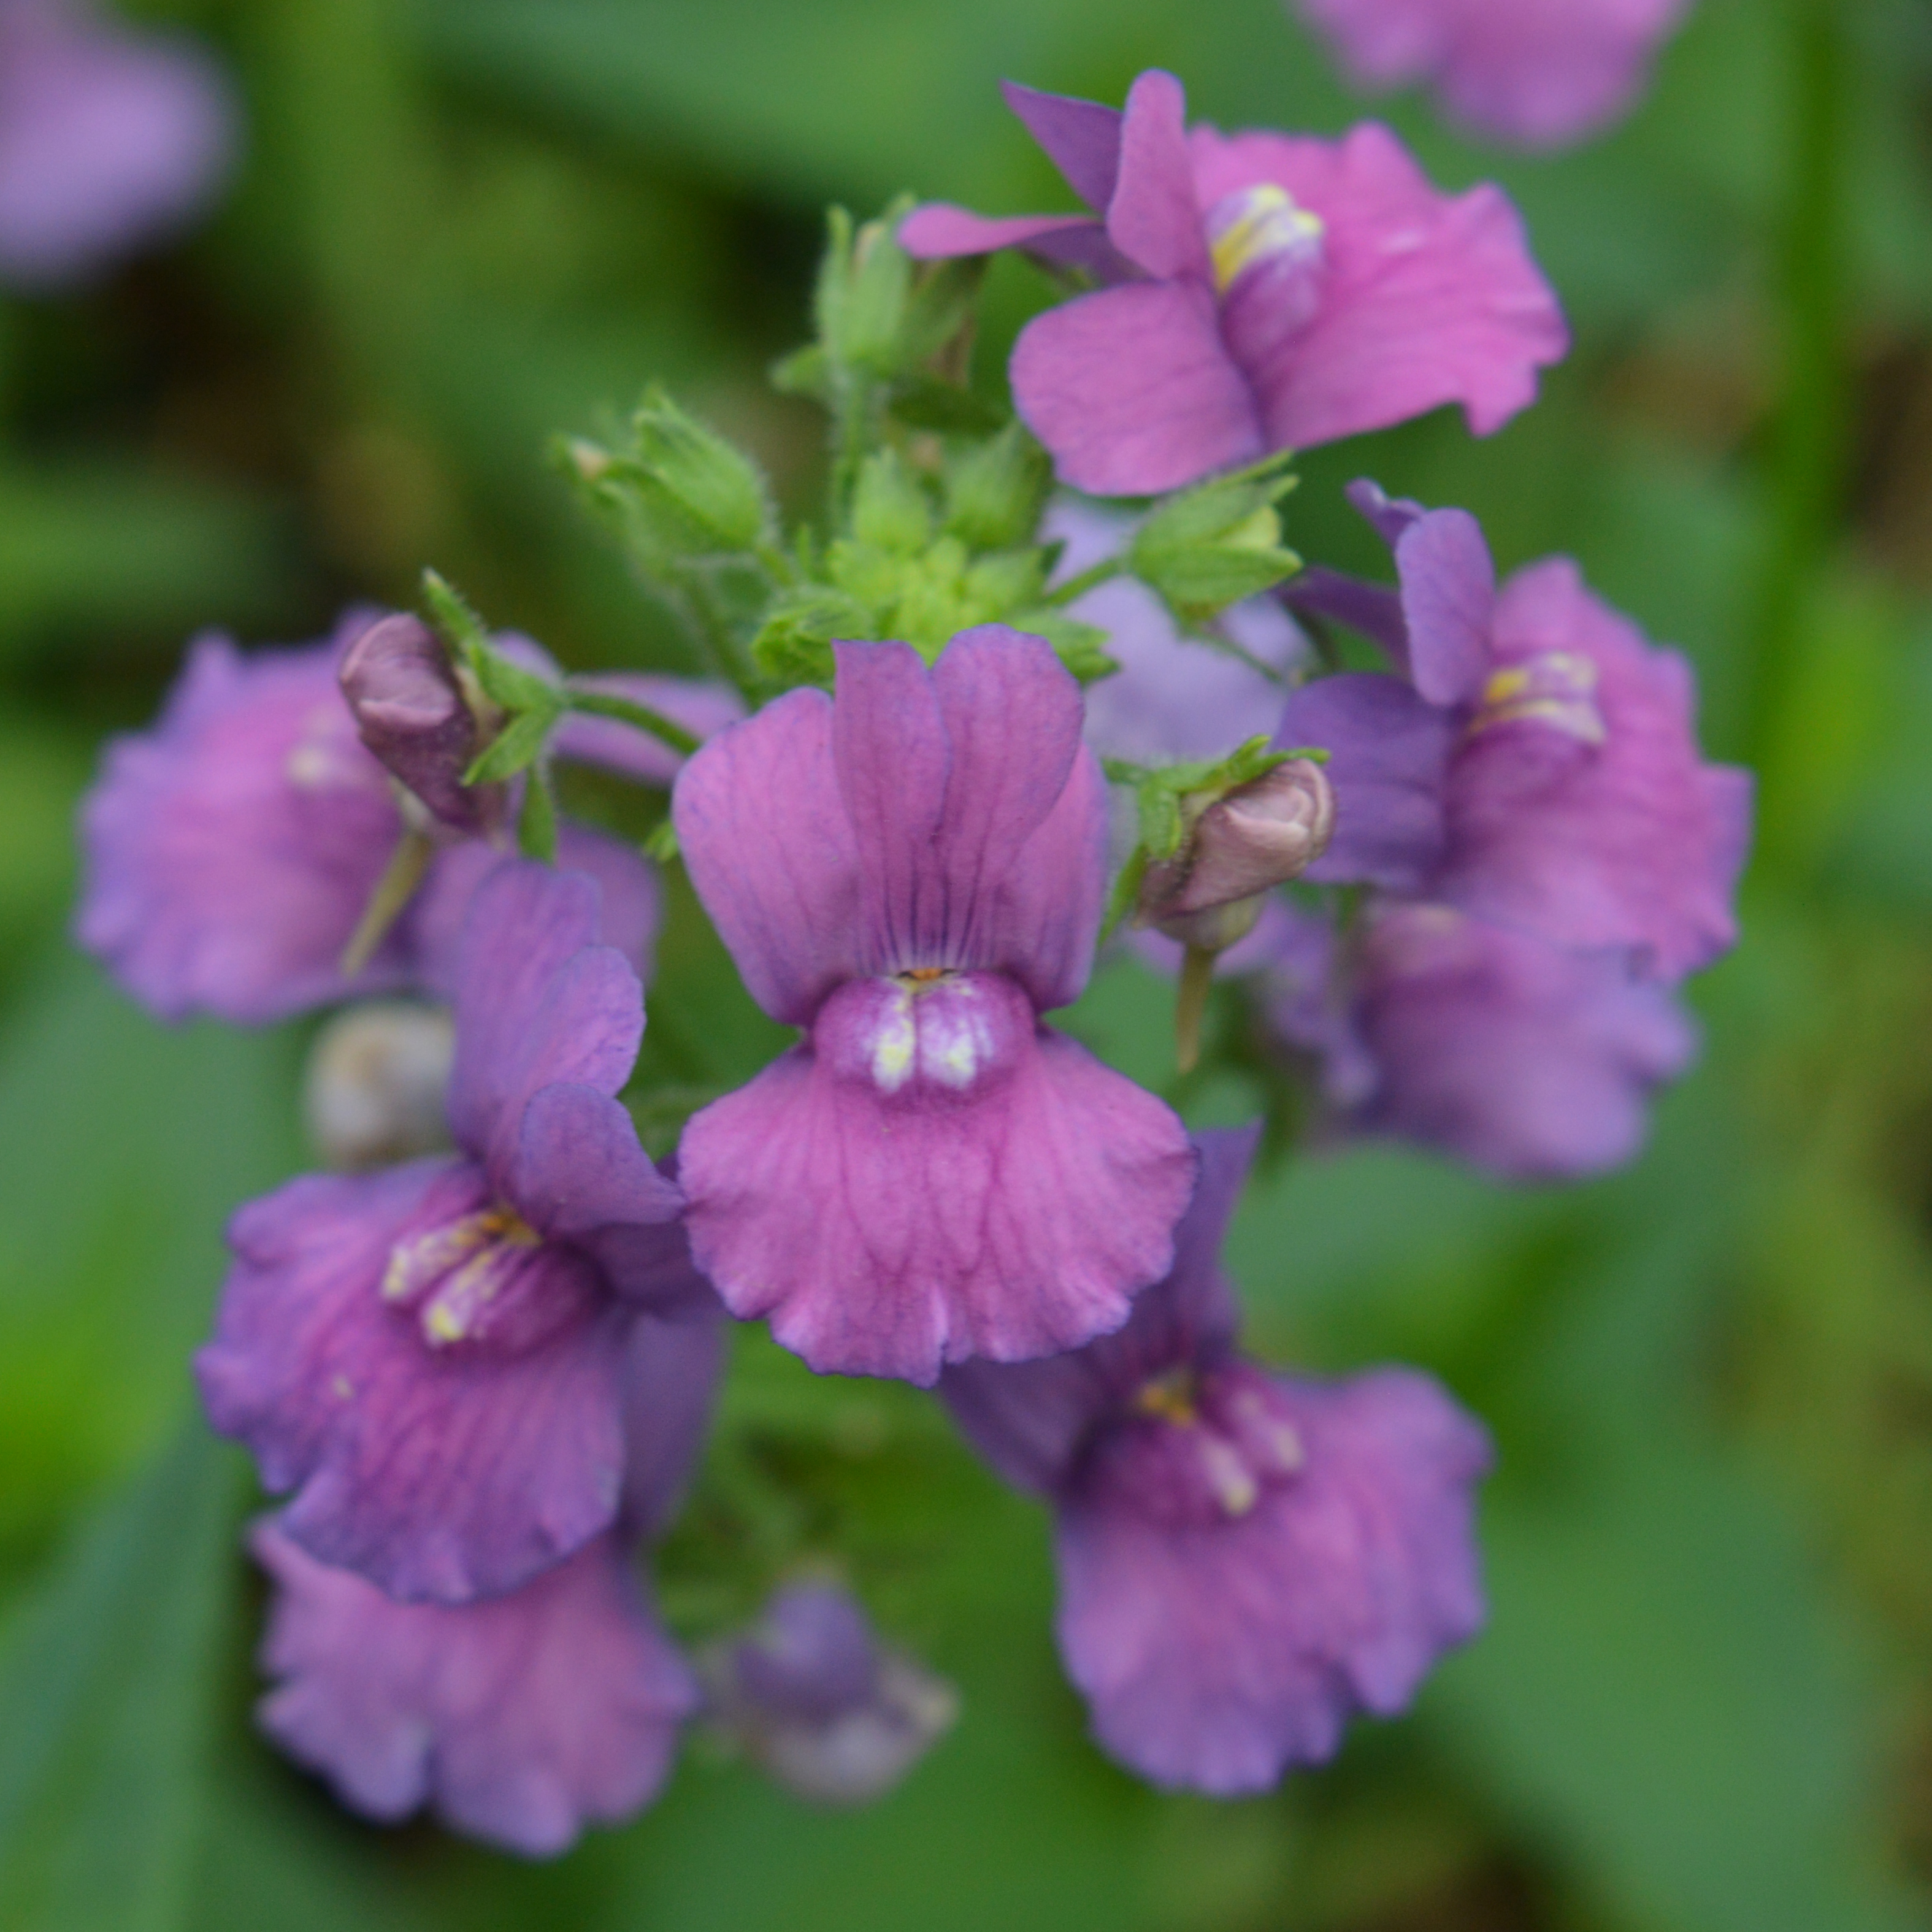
[339,614,492,831]
[1141,758,1336,942]
[702,1582,958,1806]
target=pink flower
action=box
[901,71,1565,495]
[1296,0,1693,150]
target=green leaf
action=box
[0,1423,242,1932]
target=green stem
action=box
[339,829,434,975]
[1175,946,1216,1077]
[1043,556,1126,607]
[1743,0,1848,774]
[564,686,700,757]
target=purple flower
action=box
[942,1127,1490,1793]
[0,0,236,289]
[1263,899,1697,1178]
[901,72,1566,495]
[1046,499,1305,769]
[75,614,713,1023]
[196,862,692,1604]
[1284,483,1753,982]
[702,1582,959,1804]
[248,1306,721,1856]
[672,625,1196,1385]
[1295,0,1692,150]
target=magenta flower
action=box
[248,1307,721,1856]
[1295,0,1692,150]
[704,1582,959,1804]
[74,615,731,1024]
[900,72,1566,496]
[0,0,236,289]
[941,1127,1490,1792]
[196,862,692,1604]
[672,625,1196,1384]
[1263,899,1697,1178]
[1284,482,1753,981]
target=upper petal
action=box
[1000,79,1122,212]
[197,1160,632,1603]
[618,1303,726,1539]
[251,1521,695,1857]
[678,1025,1195,1386]
[1187,121,1567,450]
[672,686,867,1025]
[1105,70,1210,283]
[1393,507,1496,707]
[445,862,644,1188]
[508,1084,682,1247]
[1011,281,1264,496]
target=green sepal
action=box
[851,449,933,554]
[1129,453,1303,623]
[944,422,1052,551]
[1100,844,1150,944]
[516,764,559,862]
[751,583,876,688]
[1007,608,1117,684]
[422,569,567,786]
[886,374,1004,435]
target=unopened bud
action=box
[1140,757,1335,935]
[340,613,491,830]
[304,1002,454,1170]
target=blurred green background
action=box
[4,0,1932,1926]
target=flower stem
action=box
[1175,945,1216,1076]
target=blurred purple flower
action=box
[75,613,735,1024]
[672,625,1195,1385]
[1295,0,1692,150]
[1284,481,1753,981]
[1263,898,1698,1178]
[1046,499,1305,769]
[901,72,1565,495]
[703,1582,958,1804]
[249,1306,722,1855]
[0,0,236,289]
[197,862,694,1604]
[942,1127,1490,1792]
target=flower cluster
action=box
[72,62,1746,1856]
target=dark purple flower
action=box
[75,615,693,1024]
[0,0,236,289]
[672,625,1196,1385]
[941,1128,1490,1793]
[1295,0,1692,150]
[248,1306,722,1855]
[901,72,1565,495]
[1265,900,1697,1178]
[703,1582,959,1804]
[1282,483,1754,982]
[196,862,691,1604]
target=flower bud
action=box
[626,386,773,555]
[303,1000,454,1170]
[339,613,491,831]
[1140,757,1336,930]
[943,421,1051,551]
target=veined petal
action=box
[1000,78,1123,210]
[1105,69,1210,282]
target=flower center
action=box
[816,969,1032,1102]
[1206,182,1327,296]
[381,1202,559,1347]
[1468,651,1606,745]
[1094,1363,1306,1527]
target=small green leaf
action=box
[516,765,559,861]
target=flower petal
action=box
[1105,70,1210,282]
[1393,507,1495,707]
[508,1084,682,1247]
[1000,78,1122,211]
[672,686,866,1025]
[1011,281,1264,496]
[678,1027,1195,1385]
[197,1160,631,1603]
[1276,672,1452,889]
[1056,1367,1490,1793]
[618,1303,726,1539]
[1187,121,1567,450]
[251,1522,694,1857]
